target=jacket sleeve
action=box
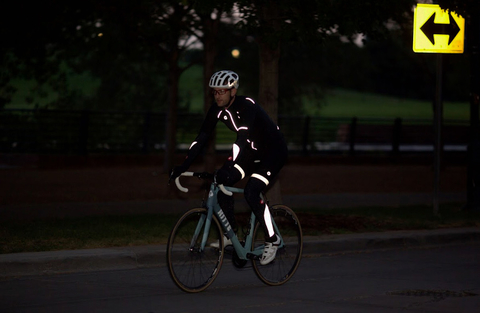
[181,105,219,168]
[231,101,256,169]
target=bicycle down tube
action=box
[207,183,261,260]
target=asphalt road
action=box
[1,242,479,313]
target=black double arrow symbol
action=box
[420,11,460,45]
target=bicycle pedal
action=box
[246,253,260,260]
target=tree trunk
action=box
[163,58,181,173]
[258,42,280,122]
[256,0,283,204]
[202,16,220,173]
[258,42,283,205]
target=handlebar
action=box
[218,184,233,196]
[174,172,194,193]
[174,171,233,196]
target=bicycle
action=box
[166,171,303,293]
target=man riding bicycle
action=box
[170,70,288,265]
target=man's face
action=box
[212,88,236,108]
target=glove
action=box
[169,164,188,183]
[215,159,238,185]
[215,168,229,185]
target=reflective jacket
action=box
[182,96,287,168]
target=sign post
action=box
[413,4,465,215]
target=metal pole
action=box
[467,7,480,211]
[433,54,443,216]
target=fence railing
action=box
[0,109,469,156]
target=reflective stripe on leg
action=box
[263,204,275,238]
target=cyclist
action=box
[170,70,288,265]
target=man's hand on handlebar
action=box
[169,165,188,184]
[214,168,230,185]
[172,170,233,196]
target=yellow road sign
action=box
[413,3,465,54]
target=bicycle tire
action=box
[252,205,303,286]
[166,208,224,293]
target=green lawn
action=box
[314,89,469,120]
[180,66,469,120]
[7,67,99,109]
[1,203,477,254]
[6,64,470,121]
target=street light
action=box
[231,48,240,58]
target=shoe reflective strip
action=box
[189,141,197,150]
[263,204,275,238]
[232,143,240,161]
[234,164,245,179]
[251,173,269,186]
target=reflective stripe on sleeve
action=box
[234,164,245,179]
[251,173,269,186]
[232,143,240,161]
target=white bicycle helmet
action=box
[209,70,239,89]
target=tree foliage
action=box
[1,0,471,113]
[0,1,200,111]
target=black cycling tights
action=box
[217,174,276,241]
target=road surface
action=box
[1,242,479,313]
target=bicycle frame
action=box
[169,171,303,292]
[196,182,284,261]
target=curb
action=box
[0,245,165,278]
[302,227,480,254]
[1,227,479,278]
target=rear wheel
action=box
[166,208,224,293]
[252,205,303,286]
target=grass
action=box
[6,65,469,121]
[180,66,469,120]
[1,203,478,254]
[297,204,480,236]
[310,89,469,120]
[7,67,100,110]
[0,215,180,254]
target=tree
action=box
[232,0,416,201]
[142,1,202,172]
[0,1,170,111]
[0,1,83,109]
[234,0,326,202]
[192,1,237,173]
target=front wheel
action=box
[252,205,303,286]
[166,208,224,293]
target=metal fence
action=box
[0,109,470,155]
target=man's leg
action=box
[244,175,276,241]
[215,163,243,232]
[244,174,281,265]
